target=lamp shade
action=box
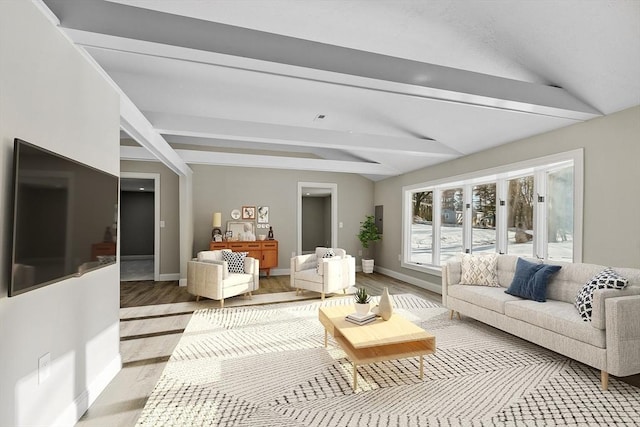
[213,212,222,228]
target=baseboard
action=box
[179,277,187,287]
[374,266,442,295]
[158,273,180,281]
[53,354,122,427]
[121,255,153,261]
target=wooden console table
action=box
[91,242,116,261]
[209,240,278,276]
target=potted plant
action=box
[357,215,381,273]
[353,287,371,315]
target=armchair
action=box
[187,250,259,308]
[290,247,356,300]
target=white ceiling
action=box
[43,0,640,181]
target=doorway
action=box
[120,173,160,281]
[297,182,337,255]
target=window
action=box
[402,150,582,273]
[410,191,433,265]
[440,187,464,264]
[472,183,497,255]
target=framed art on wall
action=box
[242,206,256,220]
[257,206,269,223]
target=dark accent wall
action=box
[120,191,154,256]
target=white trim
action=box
[158,273,180,281]
[120,172,161,281]
[402,149,583,271]
[297,182,338,255]
[52,354,121,427]
[375,266,442,295]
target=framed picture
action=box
[242,206,256,220]
[257,206,269,223]
[226,221,256,241]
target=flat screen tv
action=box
[9,138,119,297]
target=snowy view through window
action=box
[409,163,574,267]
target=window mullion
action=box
[433,188,441,265]
[496,176,507,254]
[463,184,472,253]
[534,169,547,260]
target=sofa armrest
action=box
[292,253,317,272]
[592,286,640,330]
[187,260,224,299]
[605,295,640,377]
[442,260,461,307]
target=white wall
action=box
[375,106,640,288]
[0,2,121,426]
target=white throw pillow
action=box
[459,253,499,287]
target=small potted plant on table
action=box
[353,287,371,315]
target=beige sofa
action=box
[187,250,259,307]
[442,254,640,389]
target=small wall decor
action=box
[212,227,223,241]
[257,206,269,223]
[242,206,256,220]
[230,209,241,220]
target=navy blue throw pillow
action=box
[505,258,562,302]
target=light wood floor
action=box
[78,272,436,427]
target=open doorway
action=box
[120,173,160,281]
[297,182,337,255]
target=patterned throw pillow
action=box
[223,251,248,274]
[575,268,628,321]
[317,248,335,274]
[459,253,499,287]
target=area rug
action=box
[135,294,640,426]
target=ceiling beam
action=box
[46,0,601,121]
[120,146,398,176]
[147,112,460,158]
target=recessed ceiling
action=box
[43,0,640,181]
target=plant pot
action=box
[362,259,374,274]
[354,302,370,315]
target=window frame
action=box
[401,149,583,275]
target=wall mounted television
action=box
[9,138,119,297]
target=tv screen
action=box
[9,138,119,297]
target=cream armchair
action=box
[290,247,356,300]
[187,250,259,308]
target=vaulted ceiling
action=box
[43,0,640,181]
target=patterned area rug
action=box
[136,294,640,426]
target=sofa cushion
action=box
[223,251,248,273]
[197,249,230,262]
[222,273,253,288]
[575,268,628,322]
[505,258,561,302]
[496,255,539,288]
[545,261,605,304]
[295,268,324,284]
[504,299,606,348]
[448,284,521,314]
[459,253,499,287]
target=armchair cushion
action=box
[223,251,248,273]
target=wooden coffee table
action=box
[319,305,436,390]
